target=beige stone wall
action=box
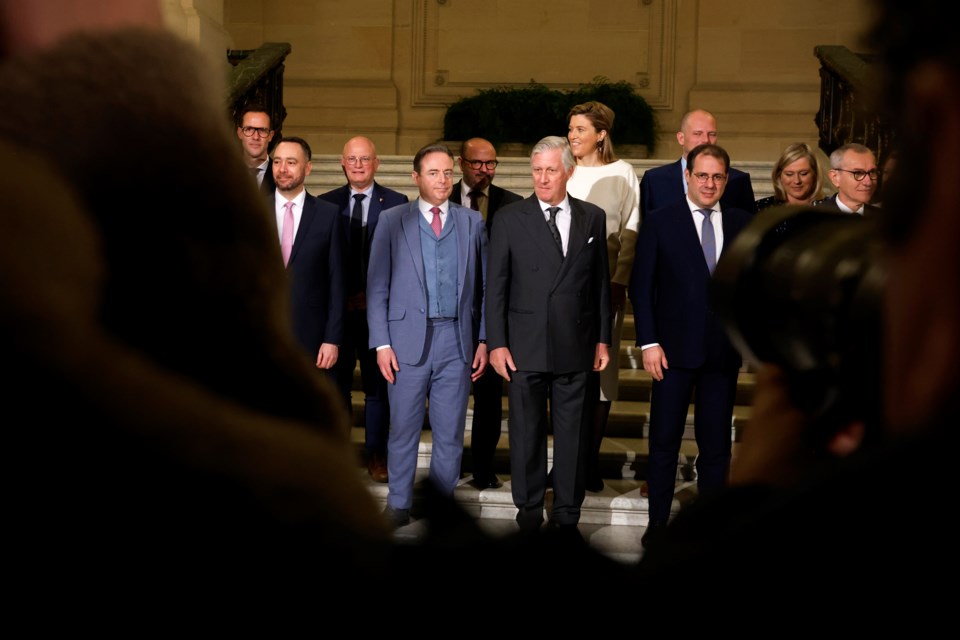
[215,0,877,163]
[162,0,233,73]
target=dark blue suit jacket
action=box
[317,182,409,295]
[640,159,757,219]
[286,192,346,359]
[628,198,751,371]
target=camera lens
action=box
[711,205,885,430]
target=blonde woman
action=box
[566,101,641,491]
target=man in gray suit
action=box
[366,142,489,528]
[486,136,612,534]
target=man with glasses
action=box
[628,143,752,548]
[366,143,489,529]
[236,104,276,194]
[814,142,880,216]
[451,138,522,490]
[640,109,756,219]
[319,137,409,484]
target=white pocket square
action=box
[588,237,595,243]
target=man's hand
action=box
[593,343,610,371]
[489,347,516,382]
[642,345,668,381]
[471,343,488,382]
[376,347,400,384]
[316,343,339,369]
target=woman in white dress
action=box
[566,101,641,491]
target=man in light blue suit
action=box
[366,142,489,529]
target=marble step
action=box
[347,382,753,441]
[353,428,708,563]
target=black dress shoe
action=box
[584,473,605,492]
[469,474,503,490]
[641,520,666,549]
[544,520,585,544]
[382,506,410,529]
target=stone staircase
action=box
[345,310,756,544]
[316,152,768,554]
[304,154,776,203]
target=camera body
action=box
[711,205,885,444]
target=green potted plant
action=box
[443,76,657,157]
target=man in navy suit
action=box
[640,109,756,219]
[366,142,489,529]
[451,137,523,490]
[486,136,612,534]
[629,143,751,547]
[272,137,345,376]
[319,136,409,483]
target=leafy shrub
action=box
[443,76,657,155]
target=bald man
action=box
[319,136,409,483]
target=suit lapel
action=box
[553,198,590,285]
[401,200,426,290]
[517,197,564,269]
[289,195,316,266]
[677,202,714,275]
[453,205,469,301]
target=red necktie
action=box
[430,206,442,237]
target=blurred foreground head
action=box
[869,0,960,433]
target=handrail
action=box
[226,42,292,140]
[814,45,893,162]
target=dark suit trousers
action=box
[508,370,589,529]
[333,308,389,455]
[470,367,503,478]
[646,366,738,524]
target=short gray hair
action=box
[830,142,874,169]
[531,136,575,172]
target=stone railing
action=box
[226,42,291,138]
[814,45,893,161]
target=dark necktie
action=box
[469,190,482,213]
[350,194,366,292]
[699,208,717,274]
[546,206,563,254]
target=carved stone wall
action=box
[219,0,876,161]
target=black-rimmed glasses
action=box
[463,159,499,170]
[836,168,879,181]
[240,126,272,137]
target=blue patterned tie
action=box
[699,208,717,274]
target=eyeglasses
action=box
[240,126,272,138]
[344,156,374,165]
[692,172,727,184]
[836,168,879,181]
[463,159,499,170]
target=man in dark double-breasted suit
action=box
[629,143,752,548]
[486,136,611,534]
